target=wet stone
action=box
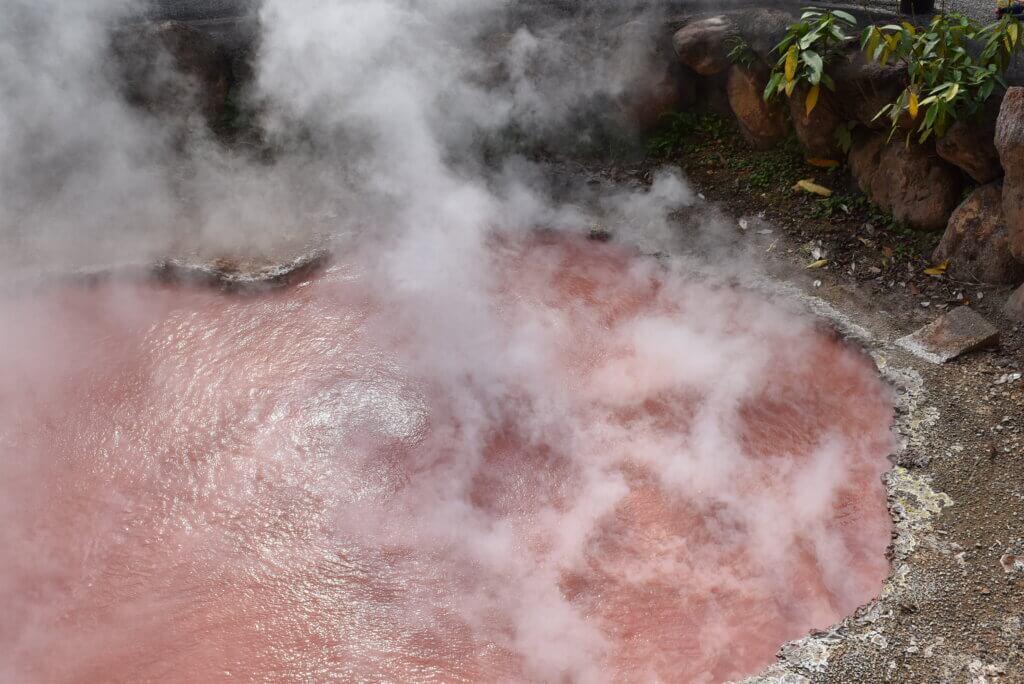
[896,307,1000,364]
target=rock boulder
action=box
[726,65,786,150]
[994,87,1024,261]
[789,86,842,158]
[848,132,963,231]
[935,98,1003,184]
[672,16,737,76]
[1007,283,1024,321]
[933,184,1024,285]
[114,21,234,125]
[831,49,907,131]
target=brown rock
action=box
[994,87,1024,261]
[672,16,737,76]
[896,307,1000,363]
[848,132,963,231]
[617,20,697,131]
[1007,284,1024,321]
[847,131,886,189]
[933,184,1024,285]
[726,65,786,150]
[935,99,1003,184]
[789,86,842,158]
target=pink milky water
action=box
[0,236,893,683]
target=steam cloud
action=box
[0,1,895,683]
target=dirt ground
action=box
[632,117,1024,683]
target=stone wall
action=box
[669,8,1024,319]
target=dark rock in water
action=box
[994,87,1024,262]
[789,85,842,158]
[1007,283,1024,322]
[934,184,1024,285]
[672,16,737,76]
[848,132,963,231]
[897,307,1000,363]
[726,65,786,150]
[936,99,1003,184]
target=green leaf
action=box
[763,72,784,101]
[800,28,823,50]
[832,10,856,25]
[802,50,824,85]
[775,35,795,55]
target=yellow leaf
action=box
[784,78,796,97]
[785,45,798,82]
[923,259,950,276]
[909,92,919,119]
[807,158,839,168]
[866,29,881,60]
[807,259,829,269]
[1009,20,1020,45]
[805,84,820,116]
[793,179,833,197]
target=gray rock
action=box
[848,132,963,231]
[672,16,737,76]
[726,64,787,150]
[994,87,1024,261]
[933,184,1024,285]
[1006,283,1024,321]
[935,103,1003,184]
[831,48,907,131]
[731,8,798,65]
[896,307,1001,363]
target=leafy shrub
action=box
[647,112,730,158]
[726,36,757,68]
[862,14,1022,142]
[764,8,858,116]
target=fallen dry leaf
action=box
[923,259,950,277]
[793,179,833,197]
[806,259,829,269]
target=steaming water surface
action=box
[0,237,894,683]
